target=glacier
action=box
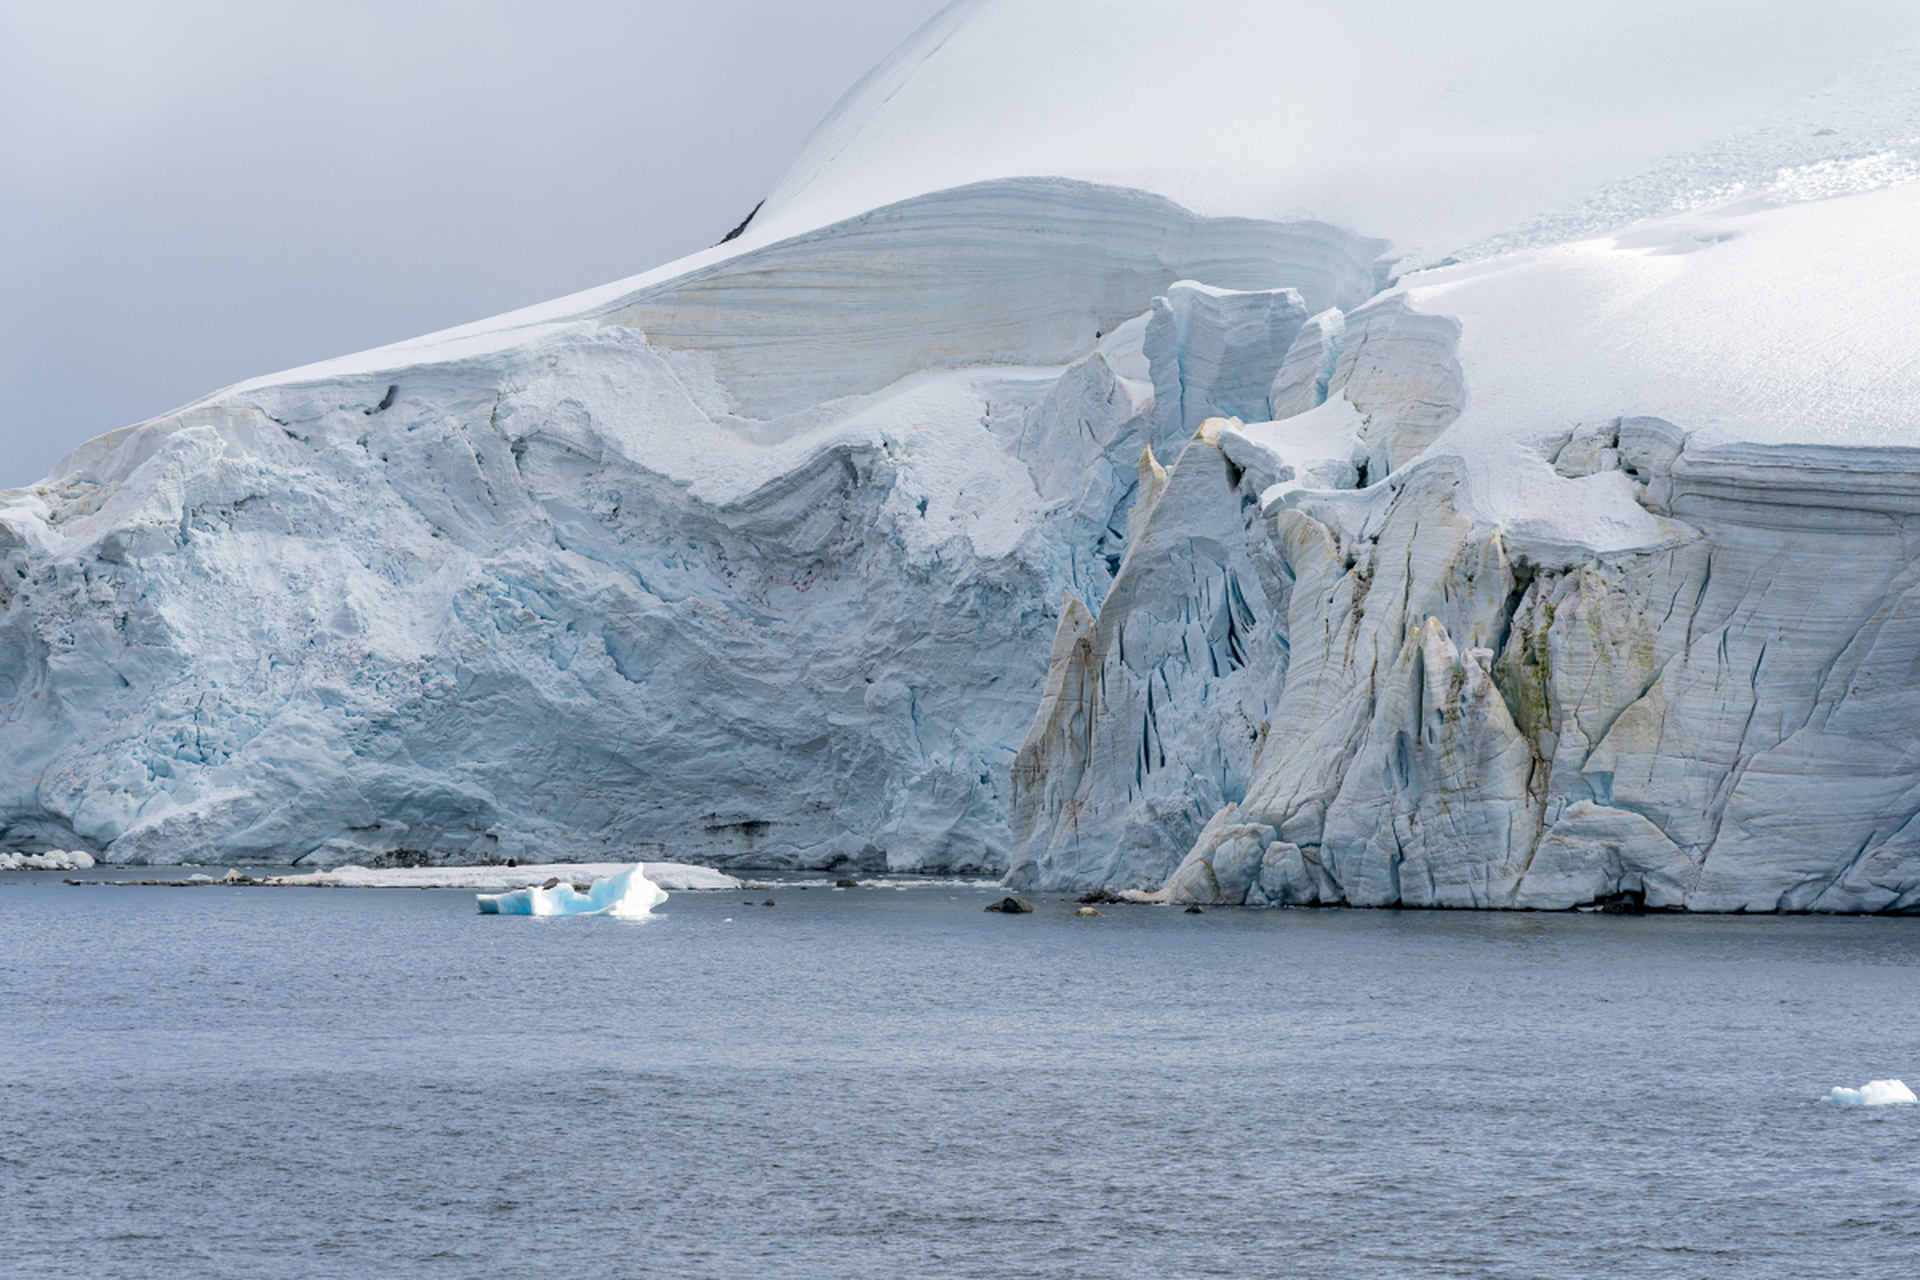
[5,0,1920,910]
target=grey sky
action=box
[0,0,946,488]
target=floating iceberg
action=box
[475,864,668,918]
[0,850,96,871]
[1823,1080,1917,1107]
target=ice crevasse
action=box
[4,1,1920,912]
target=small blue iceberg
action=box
[477,864,667,918]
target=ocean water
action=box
[2,873,1915,1279]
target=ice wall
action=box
[0,181,1384,871]
[1022,185,1920,910]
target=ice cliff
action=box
[5,1,1920,910]
[0,178,1381,871]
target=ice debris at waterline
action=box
[0,850,95,870]
[476,864,667,918]
[1823,1080,1917,1107]
[270,861,737,891]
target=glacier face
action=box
[0,180,1385,870]
[7,1,1920,910]
[1020,182,1920,912]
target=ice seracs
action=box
[1146,183,1920,913]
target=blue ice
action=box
[476,864,667,918]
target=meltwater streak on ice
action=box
[475,864,666,918]
[1824,1079,1918,1106]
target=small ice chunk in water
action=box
[476,864,667,918]
[1823,1079,1917,1107]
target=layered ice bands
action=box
[476,864,668,918]
[4,1,1920,907]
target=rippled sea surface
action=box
[3,873,1916,1278]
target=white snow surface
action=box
[1824,1080,1918,1107]
[6,3,1920,906]
[117,0,1920,399]
[758,0,1920,266]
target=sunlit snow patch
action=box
[476,864,667,918]
[1823,1079,1917,1107]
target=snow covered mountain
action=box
[6,0,1920,910]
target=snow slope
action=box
[5,1,1920,908]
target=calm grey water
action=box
[2,873,1915,1279]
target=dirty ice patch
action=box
[1823,1079,1917,1107]
[477,865,668,919]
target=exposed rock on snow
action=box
[6,1,1920,910]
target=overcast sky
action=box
[0,0,946,488]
